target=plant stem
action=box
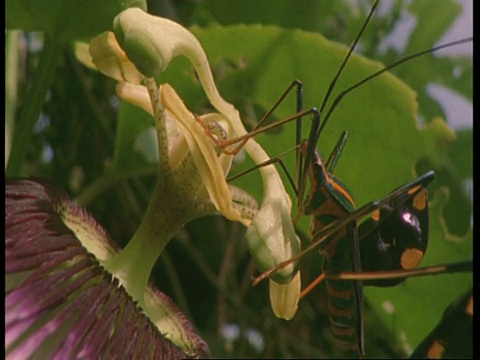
[5,30,21,168]
[104,171,197,305]
[6,35,63,177]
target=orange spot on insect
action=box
[328,302,357,318]
[326,282,354,301]
[407,185,421,196]
[466,294,473,316]
[426,340,445,358]
[331,325,357,338]
[371,209,381,222]
[413,188,427,211]
[401,248,424,270]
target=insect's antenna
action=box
[317,36,473,142]
[317,0,379,119]
[299,0,379,201]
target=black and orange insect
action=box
[221,1,472,357]
[410,288,473,359]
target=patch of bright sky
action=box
[377,0,472,130]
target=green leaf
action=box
[445,129,473,179]
[5,0,147,43]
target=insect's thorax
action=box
[303,148,356,258]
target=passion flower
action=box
[5,178,210,358]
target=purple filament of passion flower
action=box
[6,178,210,359]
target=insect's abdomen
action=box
[322,224,363,357]
[306,158,362,356]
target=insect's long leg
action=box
[227,144,300,197]
[296,111,320,212]
[327,260,472,281]
[252,80,303,134]
[218,80,311,155]
[325,130,349,173]
[299,273,325,299]
[295,79,304,203]
[218,107,318,153]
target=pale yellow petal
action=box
[116,82,152,115]
[159,84,248,224]
[268,273,301,320]
[89,31,143,84]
